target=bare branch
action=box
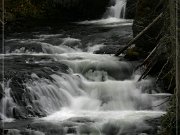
[115,13,163,56]
[168,75,174,91]
[156,55,172,82]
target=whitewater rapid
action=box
[0,1,170,134]
[1,31,168,120]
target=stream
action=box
[0,0,171,135]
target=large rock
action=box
[0,55,69,119]
[126,0,138,19]
[132,0,164,53]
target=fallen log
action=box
[115,13,163,56]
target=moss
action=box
[5,0,47,18]
[124,47,140,60]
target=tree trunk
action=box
[176,0,180,133]
[170,0,179,134]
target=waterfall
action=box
[78,0,131,25]
[1,51,168,120]
[1,27,170,134]
[104,0,127,19]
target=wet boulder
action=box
[10,75,27,106]
[126,0,138,19]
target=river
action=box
[0,0,170,135]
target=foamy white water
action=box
[1,48,168,120]
[78,17,133,26]
[43,108,165,123]
[79,17,126,24]
[1,13,170,134]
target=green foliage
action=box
[5,0,49,18]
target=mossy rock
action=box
[124,47,140,60]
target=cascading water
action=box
[1,13,170,135]
[104,0,127,19]
[79,0,129,26]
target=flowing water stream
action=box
[104,0,127,19]
[0,1,170,135]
